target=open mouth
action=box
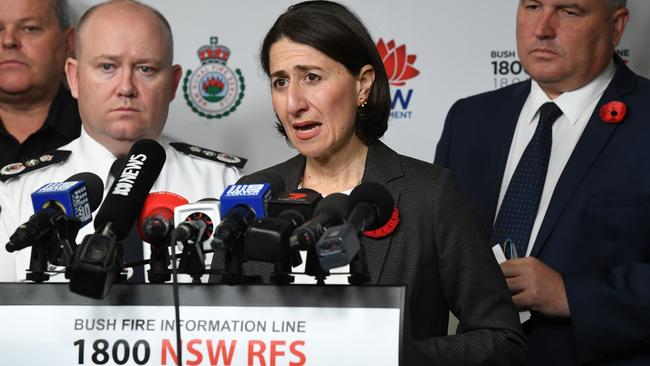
[292,121,322,140]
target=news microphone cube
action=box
[31,181,93,226]
[315,223,360,270]
[219,183,271,219]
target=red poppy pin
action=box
[599,101,627,124]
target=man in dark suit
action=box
[436,0,650,364]
[0,0,80,169]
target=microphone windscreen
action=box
[237,172,286,196]
[65,172,104,212]
[314,192,350,221]
[136,191,189,238]
[349,182,394,230]
[94,139,166,239]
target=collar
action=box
[76,127,120,185]
[524,60,616,125]
[0,84,80,140]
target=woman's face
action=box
[268,38,372,159]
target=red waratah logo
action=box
[376,39,420,86]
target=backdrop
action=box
[68,0,650,173]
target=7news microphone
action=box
[315,182,394,283]
[69,139,166,299]
[244,188,322,284]
[5,172,104,282]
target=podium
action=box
[0,283,404,365]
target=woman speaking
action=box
[253,1,526,364]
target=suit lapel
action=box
[531,58,637,257]
[361,141,403,284]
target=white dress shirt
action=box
[496,61,616,256]
[0,127,241,281]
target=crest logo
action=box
[183,37,245,119]
[376,38,419,119]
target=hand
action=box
[500,257,570,318]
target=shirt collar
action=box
[77,126,119,186]
[524,60,616,125]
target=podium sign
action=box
[0,283,404,365]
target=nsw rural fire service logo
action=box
[183,37,245,119]
[376,38,420,119]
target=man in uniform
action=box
[0,0,80,169]
[436,0,650,364]
[0,0,243,281]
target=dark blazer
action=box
[435,57,650,365]
[255,140,526,365]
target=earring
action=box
[359,98,367,108]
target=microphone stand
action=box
[348,243,371,285]
[176,222,208,283]
[26,214,81,283]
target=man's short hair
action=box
[54,0,70,29]
[75,0,174,62]
[608,0,627,9]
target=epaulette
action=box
[0,150,72,183]
[170,142,247,169]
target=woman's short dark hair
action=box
[260,0,391,145]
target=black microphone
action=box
[316,182,394,271]
[245,188,322,263]
[69,139,166,298]
[244,188,322,284]
[6,172,104,253]
[289,192,349,251]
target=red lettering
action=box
[270,340,286,366]
[186,339,203,366]
[289,341,306,366]
[248,340,266,366]
[161,339,178,365]
[207,340,237,366]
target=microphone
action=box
[212,172,285,284]
[244,188,322,284]
[245,188,322,263]
[138,191,189,243]
[289,192,349,251]
[212,172,285,248]
[316,182,394,271]
[173,199,220,245]
[5,172,104,253]
[136,191,189,283]
[69,139,166,298]
[171,199,220,282]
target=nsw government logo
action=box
[183,37,245,119]
[377,38,420,120]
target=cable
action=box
[169,230,183,366]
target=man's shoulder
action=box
[165,141,247,170]
[454,79,531,109]
[0,150,73,184]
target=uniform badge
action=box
[183,37,245,119]
[217,153,241,165]
[1,163,26,176]
[25,159,40,167]
[170,142,246,169]
[0,150,71,182]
